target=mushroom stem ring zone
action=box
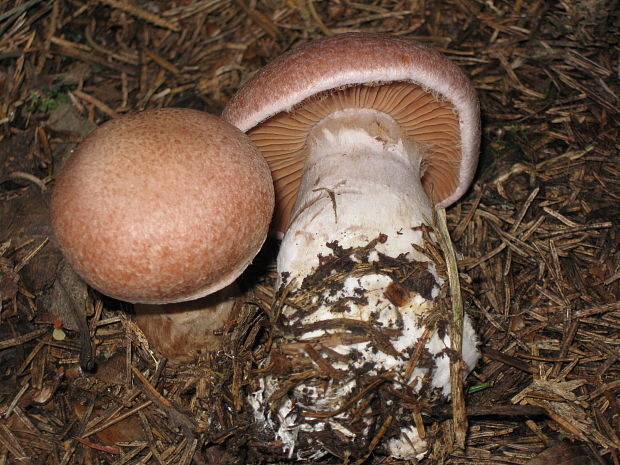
[224,33,481,460]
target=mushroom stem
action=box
[134,283,240,362]
[279,109,432,278]
[252,109,480,460]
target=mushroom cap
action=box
[51,108,274,304]
[223,32,480,235]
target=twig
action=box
[0,327,48,350]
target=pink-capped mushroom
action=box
[224,33,480,460]
[51,108,274,361]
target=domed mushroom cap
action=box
[51,108,274,304]
[223,32,480,235]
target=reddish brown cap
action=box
[51,108,274,304]
[223,32,480,235]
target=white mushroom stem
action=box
[251,109,479,460]
[279,109,433,277]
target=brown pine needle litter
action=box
[0,1,618,464]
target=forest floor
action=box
[0,0,618,464]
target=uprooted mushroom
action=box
[223,33,481,460]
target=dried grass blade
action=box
[435,206,467,449]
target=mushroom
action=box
[51,108,274,360]
[223,33,480,459]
